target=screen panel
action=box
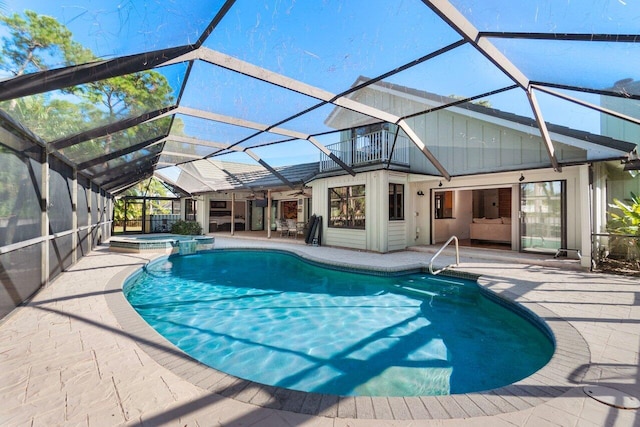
[0,144,43,246]
[0,243,43,319]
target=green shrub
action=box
[606,192,640,260]
[170,220,202,235]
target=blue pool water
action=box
[124,250,554,396]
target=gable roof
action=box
[325,76,636,155]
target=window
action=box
[389,183,404,220]
[328,185,365,229]
[434,191,453,219]
[185,199,197,221]
[172,200,181,214]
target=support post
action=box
[267,189,272,239]
[579,164,592,269]
[231,192,235,236]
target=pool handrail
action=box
[429,235,460,275]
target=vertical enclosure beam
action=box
[72,169,78,264]
[41,151,49,287]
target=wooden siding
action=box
[325,228,367,251]
[387,221,407,251]
[344,86,588,176]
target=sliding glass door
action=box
[520,181,565,254]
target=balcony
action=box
[319,129,410,172]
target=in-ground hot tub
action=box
[109,234,214,254]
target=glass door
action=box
[520,181,565,254]
[249,202,264,231]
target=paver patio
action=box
[1,236,638,426]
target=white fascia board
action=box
[331,97,400,124]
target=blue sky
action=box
[3,0,639,166]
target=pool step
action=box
[393,283,479,306]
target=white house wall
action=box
[388,172,408,252]
[403,111,587,176]
[605,164,640,205]
[311,166,590,260]
[310,174,367,251]
[310,170,408,252]
[341,86,588,176]
[410,165,591,267]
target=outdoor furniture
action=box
[286,219,297,237]
[277,219,291,237]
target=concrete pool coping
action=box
[104,244,590,420]
[109,234,215,254]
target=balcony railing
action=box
[319,130,410,172]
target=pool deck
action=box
[1,236,639,426]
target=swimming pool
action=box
[124,249,554,397]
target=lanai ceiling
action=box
[1,0,639,195]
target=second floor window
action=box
[329,185,365,229]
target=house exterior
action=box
[173,78,639,270]
[166,159,317,235]
[305,78,639,268]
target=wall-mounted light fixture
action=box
[438,181,443,187]
[518,173,525,182]
[417,190,425,196]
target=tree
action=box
[112,177,176,231]
[0,10,93,78]
[0,10,177,167]
[606,192,640,261]
[608,192,640,235]
[0,10,185,232]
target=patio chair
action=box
[286,219,297,238]
[277,219,290,237]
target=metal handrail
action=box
[429,235,460,275]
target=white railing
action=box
[319,130,410,172]
[429,235,460,275]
